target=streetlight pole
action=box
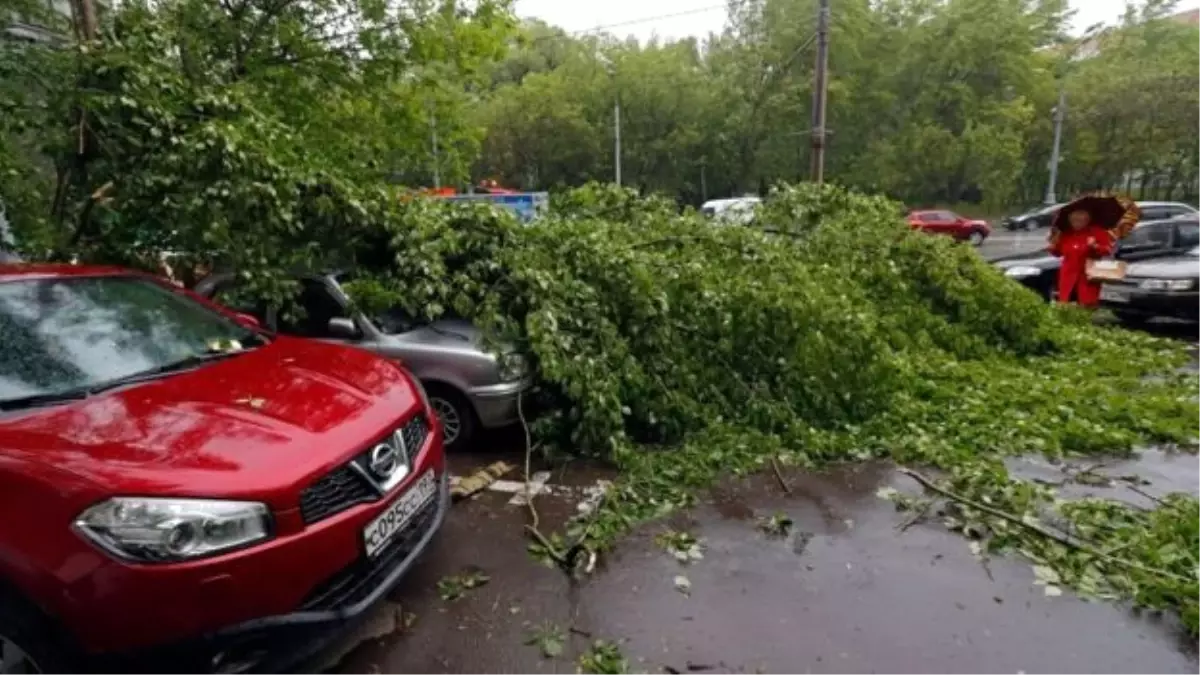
[430,113,441,188]
[614,95,622,187]
[809,0,831,184]
[1044,86,1066,205]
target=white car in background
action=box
[701,196,761,225]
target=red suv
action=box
[0,265,446,672]
[907,210,991,245]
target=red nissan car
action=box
[907,209,991,245]
[0,264,446,672]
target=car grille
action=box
[299,490,441,611]
[298,415,430,525]
[299,467,377,525]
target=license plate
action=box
[363,471,437,558]
[1100,285,1129,303]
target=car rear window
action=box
[0,276,258,403]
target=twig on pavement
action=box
[770,457,791,494]
[898,467,1191,584]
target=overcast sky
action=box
[515,0,1200,43]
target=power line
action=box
[570,4,728,36]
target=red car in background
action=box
[0,264,446,672]
[907,210,992,245]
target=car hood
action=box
[1126,255,1200,280]
[0,337,418,507]
[991,250,1058,269]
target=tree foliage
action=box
[474,0,1197,207]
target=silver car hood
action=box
[392,317,483,348]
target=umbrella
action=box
[1050,192,1141,240]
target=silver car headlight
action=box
[1004,266,1042,278]
[498,352,530,381]
[76,497,272,563]
[1139,278,1194,291]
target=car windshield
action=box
[0,275,262,404]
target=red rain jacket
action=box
[1048,224,1114,306]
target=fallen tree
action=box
[337,182,1198,633]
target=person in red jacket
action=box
[1047,208,1115,306]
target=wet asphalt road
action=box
[303,443,1199,674]
[978,227,1051,261]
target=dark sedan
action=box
[1001,203,1062,231]
[1099,247,1199,323]
[994,214,1199,300]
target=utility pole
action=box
[809,0,831,184]
[1045,86,1066,205]
[430,114,441,188]
[614,95,622,187]
[72,0,98,41]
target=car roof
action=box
[0,263,135,282]
[1137,201,1196,208]
[703,197,760,208]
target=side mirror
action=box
[327,317,360,339]
[234,312,261,329]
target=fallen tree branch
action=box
[770,457,791,494]
[897,467,1192,584]
[517,391,595,576]
[897,497,936,532]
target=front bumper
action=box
[468,377,534,428]
[76,446,451,672]
[98,472,451,673]
[1101,288,1199,320]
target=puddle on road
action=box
[577,460,1196,674]
[1005,447,1199,508]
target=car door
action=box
[916,211,955,235]
[1172,219,1199,254]
[1116,222,1174,261]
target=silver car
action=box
[194,271,532,449]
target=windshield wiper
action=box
[0,348,255,412]
[0,389,90,412]
[88,350,245,395]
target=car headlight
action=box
[1004,266,1042,278]
[1139,278,1195,291]
[76,498,272,563]
[497,352,529,381]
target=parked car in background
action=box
[906,210,991,245]
[1099,246,1199,323]
[701,197,761,225]
[1001,201,1196,232]
[1002,203,1063,231]
[994,214,1199,300]
[194,270,532,451]
[1134,201,1197,223]
[0,264,447,672]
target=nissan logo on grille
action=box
[368,430,408,481]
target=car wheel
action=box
[0,588,79,674]
[968,230,985,246]
[425,384,477,451]
[1024,219,1038,232]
